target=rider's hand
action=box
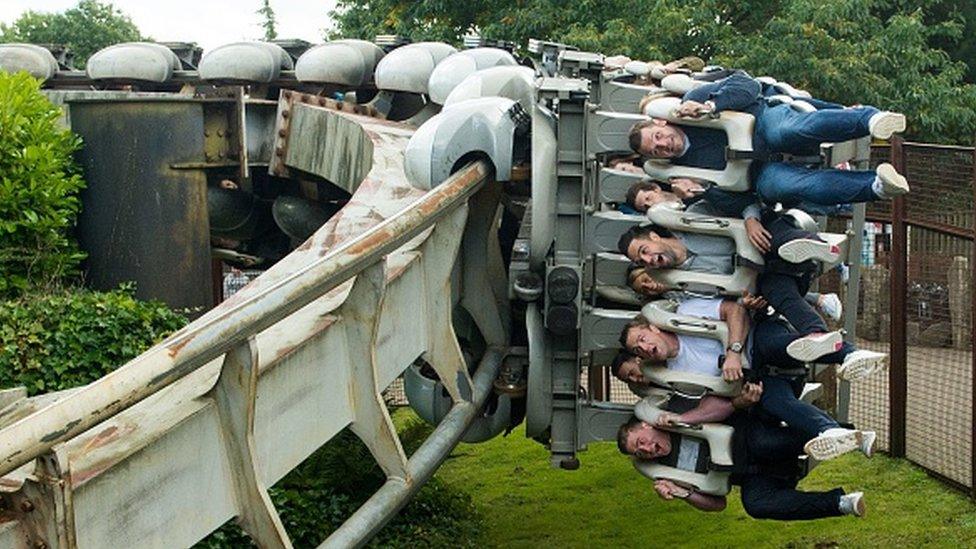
[676,100,714,118]
[732,381,763,409]
[745,217,772,254]
[740,291,768,311]
[722,352,744,382]
[654,479,683,500]
[615,163,645,174]
[653,411,680,428]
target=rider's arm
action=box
[683,72,762,113]
[685,491,727,512]
[719,299,749,349]
[678,395,735,424]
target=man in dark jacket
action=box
[628,72,909,212]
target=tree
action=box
[0,0,142,68]
[257,0,278,41]
[329,0,976,144]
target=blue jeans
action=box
[758,104,878,155]
[755,163,879,210]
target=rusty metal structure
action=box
[0,37,878,547]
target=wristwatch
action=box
[726,342,744,354]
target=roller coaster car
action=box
[403,361,514,443]
[404,97,530,191]
[198,41,293,83]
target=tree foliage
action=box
[329,0,976,144]
[0,0,143,67]
[256,0,278,41]
[0,71,85,296]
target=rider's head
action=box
[629,119,686,159]
[617,416,672,459]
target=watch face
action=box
[729,342,743,352]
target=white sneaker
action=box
[786,331,844,362]
[861,430,877,458]
[837,350,887,381]
[804,428,863,461]
[869,111,906,140]
[874,163,910,198]
[778,238,841,264]
[839,491,866,517]
[817,293,843,322]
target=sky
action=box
[0,0,341,51]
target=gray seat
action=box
[428,47,518,105]
[0,44,58,81]
[199,41,293,83]
[374,42,457,94]
[86,42,181,83]
[632,394,734,496]
[294,39,384,86]
[443,65,536,113]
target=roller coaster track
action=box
[0,101,508,548]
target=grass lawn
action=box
[425,414,976,548]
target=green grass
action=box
[425,414,976,548]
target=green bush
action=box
[199,417,482,548]
[0,284,187,394]
[0,71,85,296]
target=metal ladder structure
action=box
[0,37,868,548]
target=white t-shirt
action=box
[666,298,727,377]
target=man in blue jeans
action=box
[618,297,882,459]
[627,72,910,212]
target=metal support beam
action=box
[343,263,409,480]
[210,338,291,548]
[420,205,474,403]
[321,349,504,548]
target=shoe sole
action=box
[787,332,843,362]
[804,430,863,461]
[855,496,866,518]
[837,353,887,381]
[778,239,841,264]
[877,163,910,196]
[870,112,906,140]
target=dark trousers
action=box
[739,419,844,520]
[740,475,845,521]
[757,214,838,334]
[752,316,855,371]
[757,375,839,439]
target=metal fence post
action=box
[971,143,976,498]
[889,136,908,458]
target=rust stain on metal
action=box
[165,333,195,358]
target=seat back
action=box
[632,395,734,495]
[641,96,754,191]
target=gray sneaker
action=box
[839,491,866,517]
